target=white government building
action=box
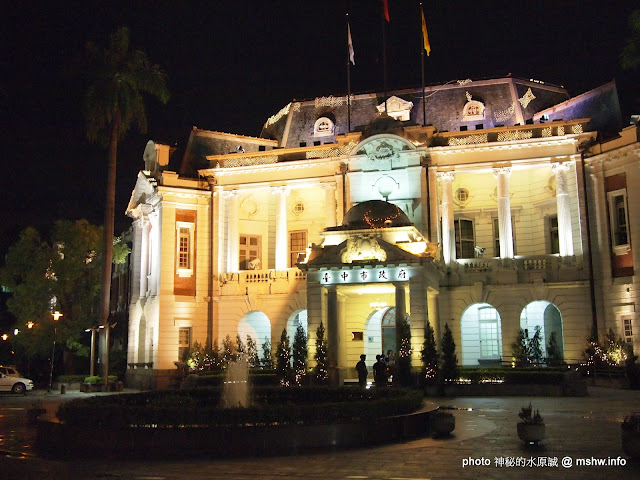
[123,77,639,388]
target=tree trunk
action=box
[99,109,120,380]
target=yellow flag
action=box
[421,9,431,56]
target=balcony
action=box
[451,255,584,286]
[218,268,307,296]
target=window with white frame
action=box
[478,307,500,358]
[240,234,261,270]
[493,217,517,257]
[175,222,195,277]
[289,230,307,267]
[623,317,633,344]
[314,117,334,137]
[178,327,191,361]
[607,189,630,255]
[454,218,475,259]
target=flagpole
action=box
[346,13,352,132]
[382,0,388,114]
[420,3,426,126]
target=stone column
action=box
[139,216,150,295]
[215,186,225,275]
[437,172,456,265]
[224,190,239,273]
[326,285,340,386]
[271,186,289,270]
[409,275,429,364]
[322,182,337,228]
[493,166,514,259]
[553,162,574,257]
[394,282,407,357]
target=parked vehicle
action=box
[0,365,21,378]
[0,372,34,394]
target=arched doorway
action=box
[364,306,399,360]
[460,303,503,366]
[519,301,563,359]
[237,311,271,354]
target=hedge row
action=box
[56,387,423,428]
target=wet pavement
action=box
[0,386,638,479]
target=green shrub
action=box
[58,375,88,383]
[83,375,118,384]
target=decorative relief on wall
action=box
[341,236,387,263]
[240,195,259,216]
[494,102,515,123]
[497,130,533,142]
[518,87,536,109]
[360,138,405,170]
[306,140,357,159]
[315,95,354,108]
[448,134,488,146]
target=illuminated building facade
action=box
[124,77,638,388]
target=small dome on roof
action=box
[342,200,412,229]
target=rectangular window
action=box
[239,234,261,270]
[289,230,307,267]
[548,215,559,254]
[178,327,191,361]
[493,217,517,256]
[454,218,475,259]
[607,189,630,255]
[478,307,500,358]
[624,317,633,343]
[175,222,195,277]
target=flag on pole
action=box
[383,0,390,22]
[348,22,355,65]
[421,9,431,56]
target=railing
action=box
[218,268,307,285]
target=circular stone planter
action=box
[431,413,455,437]
[517,423,546,445]
[621,430,640,458]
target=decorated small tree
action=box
[396,316,413,386]
[528,326,543,365]
[314,321,328,384]
[546,331,563,366]
[246,335,259,368]
[275,328,293,386]
[222,334,235,368]
[421,320,439,384]
[511,329,530,366]
[440,323,458,382]
[292,324,308,385]
[236,334,246,357]
[260,337,273,369]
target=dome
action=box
[341,200,413,229]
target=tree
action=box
[511,329,531,366]
[236,334,246,357]
[546,331,564,366]
[260,338,273,369]
[421,321,438,383]
[246,335,259,368]
[83,26,169,378]
[621,10,640,71]
[275,328,292,386]
[314,321,328,383]
[440,323,458,382]
[395,316,412,386]
[528,326,544,365]
[0,221,103,378]
[292,324,308,385]
[222,334,235,367]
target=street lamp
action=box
[85,326,103,377]
[48,311,63,392]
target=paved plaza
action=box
[0,386,638,479]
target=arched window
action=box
[314,117,334,137]
[463,100,485,122]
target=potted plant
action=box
[621,412,640,458]
[517,403,545,445]
[431,409,455,437]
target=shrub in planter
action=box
[431,410,455,437]
[621,413,640,458]
[517,403,545,445]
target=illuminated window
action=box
[478,307,500,358]
[240,234,261,270]
[289,230,307,267]
[314,117,334,137]
[462,100,485,121]
[454,218,475,259]
[455,187,470,205]
[178,327,191,361]
[607,189,630,255]
[175,222,194,277]
[623,317,633,344]
[293,202,305,215]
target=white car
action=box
[0,372,34,394]
[0,365,21,378]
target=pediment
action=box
[306,236,423,268]
[377,96,414,120]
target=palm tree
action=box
[84,26,169,379]
[620,10,640,71]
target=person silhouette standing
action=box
[356,354,368,387]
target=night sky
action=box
[1,0,638,255]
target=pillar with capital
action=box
[437,171,456,265]
[493,166,514,259]
[271,186,290,270]
[224,190,239,272]
[552,162,574,257]
[326,285,340,386]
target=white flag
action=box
[348,22,355,65]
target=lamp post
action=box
[48,311,63,392]
[85,326,103,377]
